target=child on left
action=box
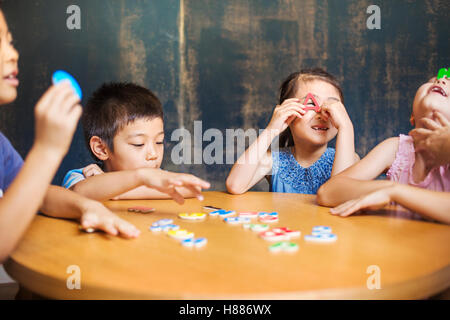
[0,8,139,263]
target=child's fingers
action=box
[81,211,99,227]
[85,168,102,177]
[420,117,441,130]
[409,128,432,140]
[285,114,297,126]
[178,175,211,190]
[330,199,358,215]
[282,109,304,121]
[280,103,307,113]
[433,111,450,127]
[83,164,103,177]
[68,104,83,124]
[320,109,330,121]
[35,83,70,113]
[338,201,362,217]
[114,219,140,239]
[165,186,185,204]
[280,98,301,106]
[49,85,78,114]
[61,93,81,114]
[99,218,119,236]
[332,198,365,217]
[184,184,204,201]
[82,215,118,236]
[174,176,209,201]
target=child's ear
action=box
[410,115,415,126]
[90,136,110,161]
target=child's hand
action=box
[409,111,450,166]
[137,168,210,204]
[34,82,82,157]
[267,98,306,133]
[329,187,394,217]
[83,164,104,178]
[80,201,140,238]
[320,100,352,130]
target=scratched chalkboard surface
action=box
[1,0,449,191]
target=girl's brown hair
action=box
[278,68,344,147]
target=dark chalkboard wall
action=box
[1,0,449,191]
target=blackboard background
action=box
[1,0,449,191]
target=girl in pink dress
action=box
[317,71,450,224]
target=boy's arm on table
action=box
[74,164,203,200]
[317,137,399,207]
[112,185,198,200]
[71,170,144,201]
[330,183,450,224]
[71,168,210,203]
[41,185,140,237]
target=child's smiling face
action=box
[104,117,164,172]
[413,74,450,125]
[289,79,341,146]
[0,11,19,104]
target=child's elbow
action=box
[70,183,85,196]
[316,184,332,207]
[225,177,244,195]
[0,243,13,264]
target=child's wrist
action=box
[77,198,99,218]
[30,143,64,164]
[337,120,354,133]
[263,127,280,140]
[385,183,401,201]
[135,168,147,185]
[135,167,158,186]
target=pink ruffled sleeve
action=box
[386,134,415,183]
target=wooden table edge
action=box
[5,258,449,300]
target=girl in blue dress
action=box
[227,68,359,194]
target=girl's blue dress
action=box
[270,147,335,194]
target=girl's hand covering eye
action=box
[267,98,306,133]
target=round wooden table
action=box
[5,192,450,299]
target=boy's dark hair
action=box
[82,82,163,160]
[278,68,344,147]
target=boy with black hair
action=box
[63,82,209,203]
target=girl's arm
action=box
[317,137,399,207]
[226,129,275,194]
[330,184,450,224]
[320,100,358,175]
[390,185,450,224]
[226,98,306,194]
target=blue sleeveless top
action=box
[270,147,335,194]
